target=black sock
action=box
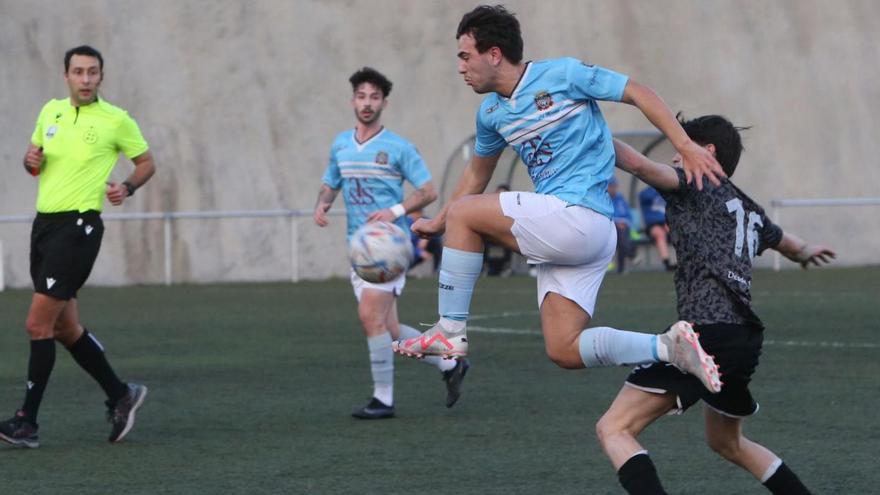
[21,338,56,425]
[618,453,668,495]
[763,462,812,495]
[67,329,128,403]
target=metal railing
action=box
[0,209,346,287]
[770,197,880,270]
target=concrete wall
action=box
[1,0,878,287]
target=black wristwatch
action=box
[123,181,136,197]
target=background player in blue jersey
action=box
[313,67,468,419]
[638,186,676,271]
[394,5,725,392]
[597,115,834,495]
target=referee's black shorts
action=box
[626,323,763,417]
[30,210,104,300]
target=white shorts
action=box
[349,269,406,302]
[499,191,616,316]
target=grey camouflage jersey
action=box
[660,168,783,328]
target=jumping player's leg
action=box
[596,386,678,494]
[394,193,515,358]
[704,407,813,494]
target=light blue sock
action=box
[367,333,394,405]
[578,327,659,367]
[438,247,484,322]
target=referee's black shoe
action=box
[107,383,148,443]
[352,398,395,419]
[443,357,471,408]
[0,411,39,449]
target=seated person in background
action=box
[408,209,442,272]
[609,176,634,274]
[483,184,513,276]
[639,185,676,271]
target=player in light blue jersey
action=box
[314,67,469,419]
[394,6,725,393]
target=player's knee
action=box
[707,436,741,462]
[24,315,53,339]
[544,344,583,369]
[595,415,617,445]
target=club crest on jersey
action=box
[375,151,389,165]
[534,90,554,111]
[46,125,58,138]
[83,126,98,144]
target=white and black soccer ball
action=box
[349,221,413,283]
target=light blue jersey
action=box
[323,128,431,238]
[474,57,629,218]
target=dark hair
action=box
[349,67,392,98]
[64,45,103,73]
[678,113,751,177]
[456,5,523,64]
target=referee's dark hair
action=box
[456,5,523,64]
[678,113,751,178]
[65,45,104,73]
[349,67,392,98]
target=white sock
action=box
[400,324,457,372]
[655,334,670,362]
[439,317,466,334]
[578,327,659,367]
[760,458,783,483]
[367,333,394,405]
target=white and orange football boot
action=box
[392,320,468,359]
[661,321,722,393]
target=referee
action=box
[0,45,155,448]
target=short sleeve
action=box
[568,60,629,102]
[30,102,51,147]
[116,113,150,159]
[322,145,342,189]
[473,106,507,157]
[399,143,432,188]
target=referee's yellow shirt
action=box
[30,97,149,213]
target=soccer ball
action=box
[349,221,413,283]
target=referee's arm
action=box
[107,151,156,206]
[22,144,44,176]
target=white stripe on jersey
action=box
[499,98,581,135]
[340,169,402,179]
[506,102,588,145]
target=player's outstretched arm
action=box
[774,232,836,269]
[620,80,726,190]
[367,181,438,223]
[314,184,339,227]
[107,151,156,206]
[613,139,680,192]
[412,153,500,238]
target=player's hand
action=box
[411,216,445,238]
[366,209,397,223]
[23,147,44,176]
[679,141,726,190]
[313,203,331,227]
[105,182,128,206]
[798,245,836,269]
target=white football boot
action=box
[660,321,723,393]
[392,320,468,359]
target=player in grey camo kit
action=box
[596,114,834,495]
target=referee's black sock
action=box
[618,452,668,495]
[67,329,128,403]
[763,461,812,494]
[21,338,56,425]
